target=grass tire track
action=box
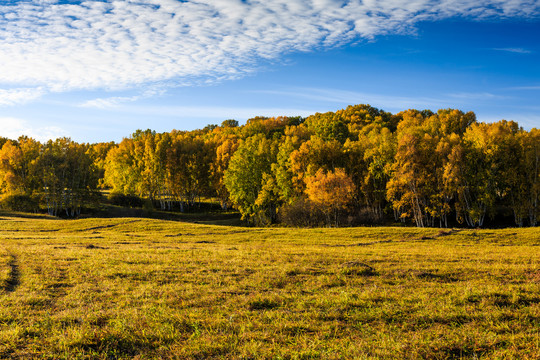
[2,251,20,293]
[76,219,141,232]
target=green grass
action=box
[0,215,538,359]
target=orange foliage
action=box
[305,168,355,225]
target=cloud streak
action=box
[507,85,540,90]
[254,87,451,110]
[493,47,533,54]
[0,0,539,100]
[0,117,69,142]
[78,103,319,121]
[78,85,167,109]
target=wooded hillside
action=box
[1,105,538,227]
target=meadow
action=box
[0,213,538,359]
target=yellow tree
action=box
[165,132,213,211]
[511,128,539,226]
[522,128,540,226]
[0,140,27,196]
[211,135,239,210]
[88,141,116,189]
[436,109,476,135]
[35,138,98,216]
[104,138,141,196]
[387,109,476,227]
[271,126,311,205]
[304,111,349,143]
[345,125,396,221]
[0,137,41,197]
[152,132,173,209]
[305,168,355,226]
[290,136,345,191]
[386,111,441,227]
[449,121,520,227]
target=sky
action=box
[0,0,539,143]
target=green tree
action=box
[304,111,349,143]
[224,134,278,223]
[221,119,239,128]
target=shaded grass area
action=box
[0,217,538,359]
[80,203,245,227]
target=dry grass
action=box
[0,215,538,359]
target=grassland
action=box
[0,214,538,359]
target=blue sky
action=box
[0,0,539,143]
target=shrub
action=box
[0,194,40,213]
[108,193,143,208]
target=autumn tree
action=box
[221,119,239,128]
[224,134,278,223]
[519,128,540,226]
[336,104,396,134]
[270,125,313,205]
[444,121,519,227]
[387,111,432,227]
[0,137,8,149]
[500,127,539,226]
[165,132,214,211]
[36,138,98,216]
[0,137,40,197]
[211,135,239,209]
[304,112,349,143]
[1,103,536,228]
[104,137,142,196]
[89,141,116,189]
[290,136,345,190]
[305,168,355,226]
[345,125,396,221]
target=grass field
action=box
[0,214,538,359]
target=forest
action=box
[0,104,538,228]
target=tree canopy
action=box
[0,105,537,227]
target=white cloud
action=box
[254,87,451,110]
[0,0,538,99]
[0,88,45,106]
[447,92,503,100]
[78,85,167,108]
[81,103,318,121]
[508,85,540,90]
[78,96,138,109]
[493,47,533,54]
[0,117,69,142]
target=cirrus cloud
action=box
[0,0,538,101]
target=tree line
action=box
[0,105,538,227]
[0,137,102,216]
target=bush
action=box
[278,198,326,227]
[108,193,143,208]
[1,194,40,213]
